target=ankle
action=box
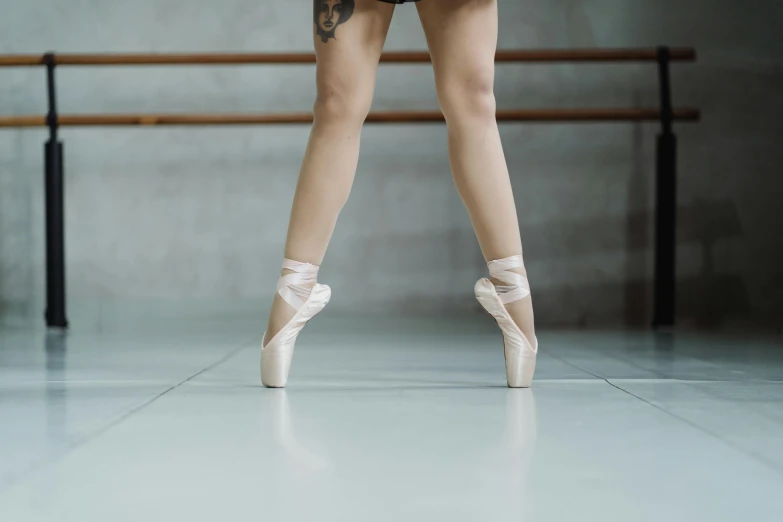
[275,259,321,309]
[490,266,526,287]
[280,268,317,288]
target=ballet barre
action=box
[0,48,698,329]
[0,48,696,66]
[0,109,700,127]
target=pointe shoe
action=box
[262,259,331,388]
[474,255,538,388]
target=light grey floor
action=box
[1,316,782,521]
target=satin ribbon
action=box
[277,259,319,310]
[487,255,530,304]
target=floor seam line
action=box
[84,340,252,435]
[547,352,783,477]
[546,352,606,380]
[603,378,783,478]
[0,342,249,495]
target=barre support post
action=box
[653,46,677,329]
[43,52,68,329]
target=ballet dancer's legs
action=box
[417,0,536,346]
[263,0,396,347]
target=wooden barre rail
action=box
[0,109,700,127]
[0,48,696,67]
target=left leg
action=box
[416,0,536,345]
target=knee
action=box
[437,68,497,123]
[313,77,373,127]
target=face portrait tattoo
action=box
[314,0,355,43]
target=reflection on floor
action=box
[1,317,782,521]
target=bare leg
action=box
[417,0,536,342]
[264,0,395,345]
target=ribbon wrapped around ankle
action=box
[277,259,319,310]
[487,255,531,305]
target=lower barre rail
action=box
[0,108,700,127]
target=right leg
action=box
[264,0,395,346]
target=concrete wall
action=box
[1,0,781,330]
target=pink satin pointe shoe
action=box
[262,259,331,388]
[474,255,538,388]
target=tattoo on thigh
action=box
[314,0,355,42]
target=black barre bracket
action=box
[43,52,68,329]
[652,46,677,328]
